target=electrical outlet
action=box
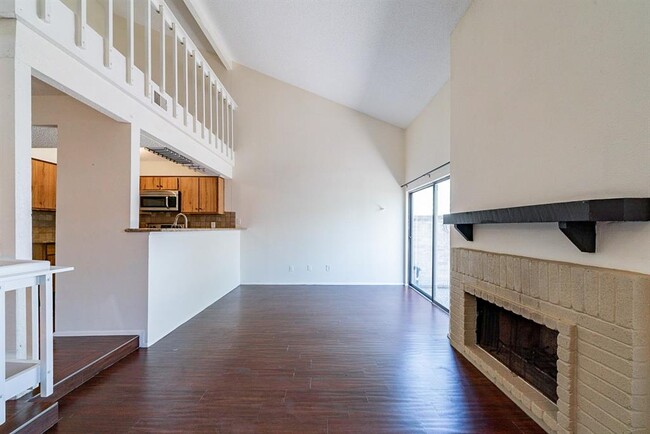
[325,265,331,272]
[289,265,294,272]
[307,265,312,271]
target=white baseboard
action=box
[53,329,147,347]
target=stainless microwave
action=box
[140,190,180,212]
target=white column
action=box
[158,3,165,94]
[215,87,220,146]
[76,0,87,48]
[39,274,54,396]
[208,73,213,144]
[144,0,151,97]
[0,53,32,260]
[182,37,188,126]
[38,0,51,22]
[200,63,205,139]
[230,104,234,155]
[125,0,134,84]
[28,285,39,359]
[128,125,141,228]
[104,0,113,68]
[193,52,198,132]
[172,23,178,118]
[14,288,27,359]
[0,36,32,367]
[224,99,229,150]
[220,93,225,153]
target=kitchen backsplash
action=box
[140,212,237,229]
[33,210,56,243]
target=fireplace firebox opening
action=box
[476,298,559,402]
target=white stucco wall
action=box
[450,0,650,274]
[405,81,450,187]
[230,65,406,285]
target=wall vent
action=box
[153,91,168,111]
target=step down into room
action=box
[2,335,139,434]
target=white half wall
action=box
[230,65,405,284]
[450,0,650,274]
[405,81,450,187]
[146,230,240,346]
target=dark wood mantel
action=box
[443,198,650,252]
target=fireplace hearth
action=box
[450,248,650,433]
[476,298,558,402]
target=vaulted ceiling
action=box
[183,0,470,128]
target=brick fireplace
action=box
[449,248,650,433]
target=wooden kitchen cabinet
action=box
[217,177,225,215]
[178,176,225,214]
[33,243,55,265]
[179,177,200,213]
[199,178,218,213]
[140,176,178,190]
[32,159,57,211]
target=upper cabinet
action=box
[198,178,218,214]
[178,177,224,215]
[32,159,57,211]
[179,177,200,213]
[145,176,225,215]
[140,176,179,191]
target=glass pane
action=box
[433,179,451,309]
[141,197,166,207]
[410,186,433,297]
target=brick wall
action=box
[33,210,55,243]
[450,248,650,434]
[140,211,236,229]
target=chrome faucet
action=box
[172,213,188,229]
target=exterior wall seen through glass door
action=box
[409,186,433,298]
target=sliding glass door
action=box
[408,177,451,310]
[433,179,451,309]
[409,186,433,298]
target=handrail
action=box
[0,262,74,424]
[23,0,237,165]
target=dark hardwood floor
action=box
[3,336,138,434]
[48,285,544,433]
[40,335,140,402]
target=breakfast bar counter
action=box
[125,228,245,233]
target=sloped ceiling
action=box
[184,0,470,128]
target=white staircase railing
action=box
[16,0,236,165]
[0,260,73,424]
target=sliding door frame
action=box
[407,174,450,312]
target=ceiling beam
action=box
[182,0,233,70]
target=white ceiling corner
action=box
[182,0,235,70]
[183,0,470,128]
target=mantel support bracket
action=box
[453,221,597,252]
[454,224,473,242]
[558,221,596,253]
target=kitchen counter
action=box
[125,228,246,232]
